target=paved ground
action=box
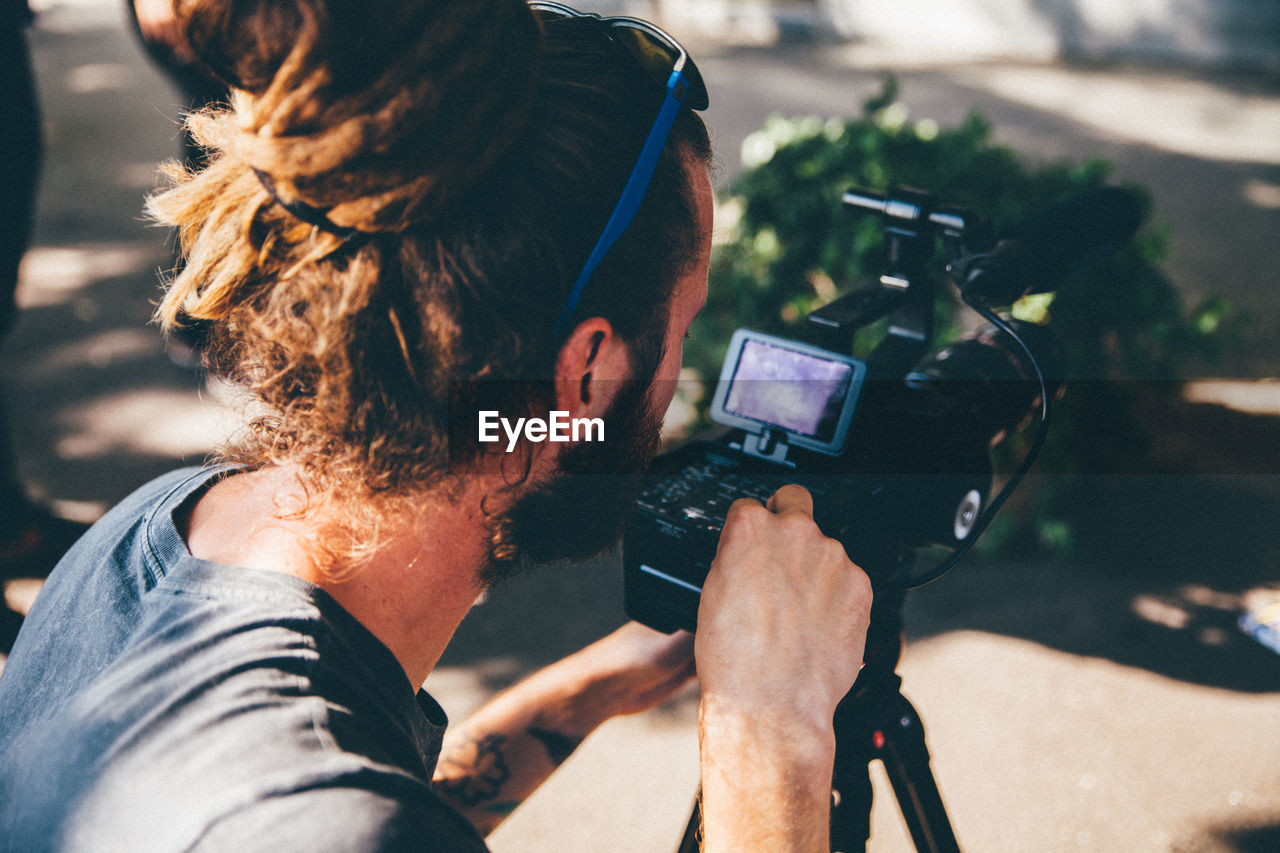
[3,1,1280,851]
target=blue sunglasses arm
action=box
[553,69,689,337]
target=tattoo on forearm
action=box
[527,726,582,765]
[436,734,511,807]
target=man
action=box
[0,2,872,850]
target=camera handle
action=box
[808,187,988,380]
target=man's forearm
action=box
[691,486,872,851]
[431,624,695,836]
[431,661,600,835]
[698,699,836,852]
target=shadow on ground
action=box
[1206,819,1280,853]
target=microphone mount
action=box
[806,186,991,380]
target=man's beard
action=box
[480,378,665,585]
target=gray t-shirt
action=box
[0,467,487,852]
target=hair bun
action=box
[177,0,542,230]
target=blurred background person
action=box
[0,0,87,647]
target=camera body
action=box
[622,325,1048,634]
[624,330,881,635]
[621,185,1085,635]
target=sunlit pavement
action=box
[3,1,1280,851]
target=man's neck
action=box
[183,465,493,688]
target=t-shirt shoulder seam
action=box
[140,466,230,588]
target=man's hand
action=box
[695,484,873,852]
[697,484,871,724]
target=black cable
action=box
[893,300,1052,591]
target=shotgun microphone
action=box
[953,186,1144,306]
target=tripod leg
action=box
[877,694,960,853]
[830,761,873,852]
[674,700,954,852]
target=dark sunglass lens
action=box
[677,57,709,110]
[608,25,680,80]
[608,23,708,110]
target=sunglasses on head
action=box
[529,2,709,337]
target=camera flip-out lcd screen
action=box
[711,330,867,456]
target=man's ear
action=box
[554,317,632,418]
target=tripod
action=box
[673,587,960,853]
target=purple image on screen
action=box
[723,340,853,441]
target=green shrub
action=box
[685,78,1232,555]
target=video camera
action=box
[623,185,1142,634]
